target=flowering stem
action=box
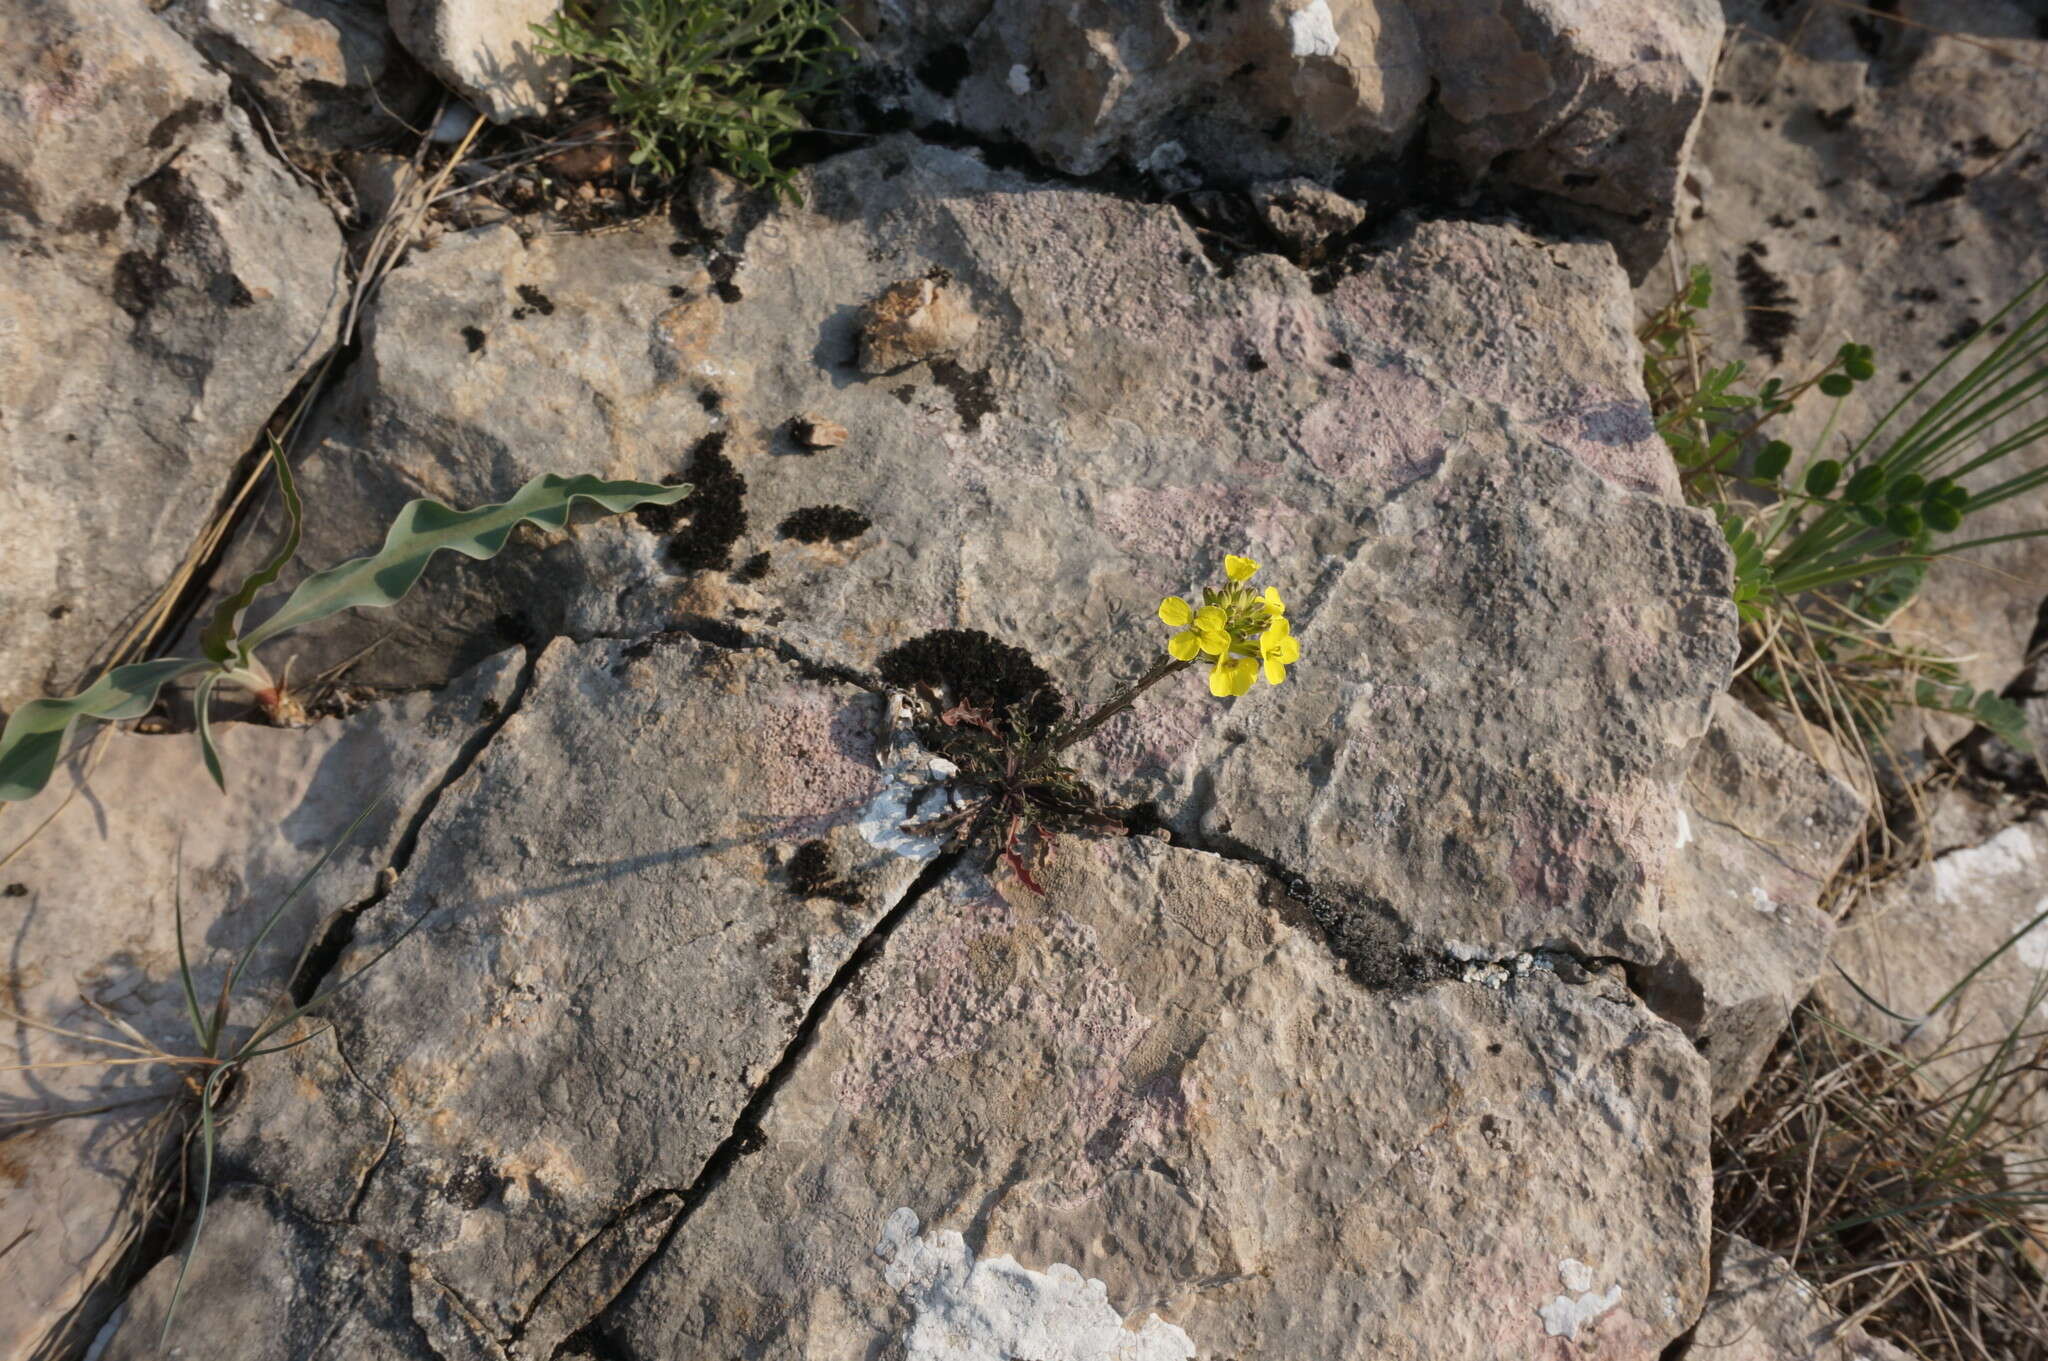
[1047,654,1191,757]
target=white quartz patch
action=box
[1288,0,1341,58]
[877,1208,1196,1361]
[1539,1282,1623,1339]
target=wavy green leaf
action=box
[240,474,691,652]
[0,659,205,803]
[201,435,303,665]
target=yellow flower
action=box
[1159,555,1302,694]
[1259,616,1301,685]
[1209,654,1258,697]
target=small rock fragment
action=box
[1249,177,1368,260]
[545,116,624,180]
[857,271,976,375]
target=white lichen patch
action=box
[1673,807,1692,850]
[1557,1259,1595,1293]
[1008,63,1033,95]
[876,1208,1196,1361]
[1748,885,1777,915]
[1539,1282,1623,1339]
[1929,824,2040,904]
[1287,0,1341,58]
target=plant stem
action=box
[1048,655,1192,757]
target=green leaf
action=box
[1819,373,1854,398]
[1806,460,1843,496]
[201,436,302,665]
[193,671,225,793]
[1845,466,1887,503]
[0,658,206,803]
[240,474,691,653]
[1926,501,1964,533]
[1885,503,1924,539]
[1754,440,1794,480]
[1686,264,1713,310]
[1886,473,1926,502]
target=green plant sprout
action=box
[0,441,690,804]
[534,0,852,192]
[1,801,433,1343]
[1640,264,2048,756]
[910,555,1302,891]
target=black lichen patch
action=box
[734,550,772,582]
[1908,171,1969,208]
[787,839,862,905]
[62,201,120,239]
[1736,248,1798,364]
[928,358,997,434]
[708,252,743,303]
[1273,874,1454,991]
[511,283,556,319]
[913,43,971,97]
[1815,104,1856,132]
[1243,350,1268,373]
[446,1158,506,1211]
[3,883,26,898]
[111,250,175,317]
[877,629,1066,732]
[1938,317,1983,351]
[778,505,870,543]
[891,384,918,405]
[640,431,748,572]
[461,325,487,353]
[1328,350,1354,370]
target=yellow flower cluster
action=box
[1158,554,1301,697]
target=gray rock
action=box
[1643,694,1868,1113]
[0,0,347,713]
[1689,1236,1913,1361]
[1247,175,1367,259]
[207,139,1728,967]
[1818,797,2048,1137]
[156,636,940,1357]
[1645,17,2048,712]
[387,0,568,123]
[0,653,520,1361]
[855,0,1720,277]
[163,0,436,154]
[606,837,1712,1359]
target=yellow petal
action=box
[1264,654,1287,685]
[1159,596,1192,627]
[1208,658,1234,697]
[1228,657,1258,695]
[1261,587,1285,615]
[1194,605,1226,631]
[1168,630,1201,661]
[1197,629,1229,657]
[1224,554,1259,582]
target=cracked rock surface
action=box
[0,0,347,713]
[1686,1236,1913,1361]
[0,653,521,1361]
[216,137,1735,962]
[607,837,1711,1359]
[91,636,939,1358]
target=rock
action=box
[163,0,435,154]
[1689,1236,1914,1361]
[1646,12,2048,708]
[603,838,1712,1358]
[1247,175,1367,259]
[855,1,1721,277]
[1642,694,1868,1112]
[541,115,625,181]
[387,0,568,123]
[0,0,347,715]
[1817,796,2048,1136]
[856,270,978,373]
[205,138,1728,964]
[1412,0,1725,278]
[99,821,1713,1359]
[0,653,521,1361]
[91,636,941,1358]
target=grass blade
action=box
[199,436,303,665]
